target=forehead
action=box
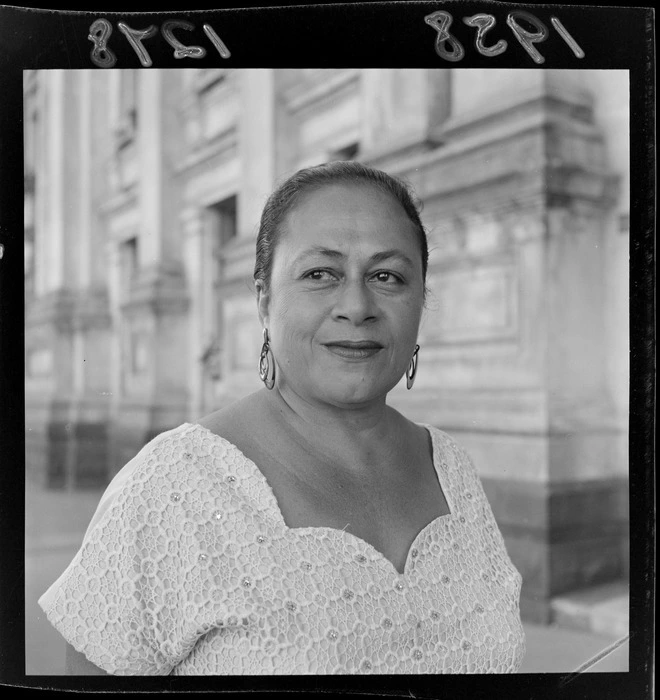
[280,183,420,254]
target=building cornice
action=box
[283,69,360,115]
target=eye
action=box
[303,268,338,281]
[370,270,404,284]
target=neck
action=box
[261,382,402,472]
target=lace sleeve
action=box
[37,429,200,675]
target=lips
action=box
[323,340,384,360]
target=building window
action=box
[120,237,138,301]
[209,195,237,268]
[115,70,138,147]
[200,195,237,383]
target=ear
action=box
[256,280,270,328]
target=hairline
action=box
[268,177,427,277]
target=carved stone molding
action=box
[121,263,189,317]
[176,133,239,178]
[26,289,77,332]
[393,81,618,215]
[283,69,360,115]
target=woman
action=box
[39,161,526,675]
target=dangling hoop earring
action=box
[406,344,420,390]
[258,328,276,390]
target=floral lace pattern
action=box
[39,423,525,675]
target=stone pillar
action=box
[139,72,164,267]
[25,71,79,489]
[46,71,66,291]
[66,70,113,488]
[69,290,112,488]
[238,69,276,240]
[181,207,206,420]
[25,294,76,489]
[25,71,115,489]
[273,70,305,177]
[109,70,190,476]
[388,70,625,623]
[106,240,123,417]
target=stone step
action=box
[550,580,629,639]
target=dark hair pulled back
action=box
[254,161,428,291]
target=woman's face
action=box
[258,183,425,409]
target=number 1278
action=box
[88,19,231,68]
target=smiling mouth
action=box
[323,341,383,360]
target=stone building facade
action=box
[24,68,629,623]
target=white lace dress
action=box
[38,423,525,675]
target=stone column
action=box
[181,206,206,420]
[109,70,190,476]
[139,71,164,267]
[46,70,66,292]
[106,240,123,415]
[238,69,276,240]
[62,70,113,488]
[25,70,78,488]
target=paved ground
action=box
[25,484,629,676]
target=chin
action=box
[317,380,391,407]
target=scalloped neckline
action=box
[184,421,454,577]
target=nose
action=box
[332,278,378,325]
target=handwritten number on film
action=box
[88,18,231,68]
[425,10,584,63]
[88,19,117,68]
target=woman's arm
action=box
[65,643,108,675]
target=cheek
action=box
[269,288,323,346]
[395,297,424,332]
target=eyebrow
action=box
[294,246,415,267]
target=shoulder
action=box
[424,424,464,451]
[98,423,199,493]
[196,391,268,452]
[82,422,239,540]
[39,424,253,675]
[422,424,481,477]
[78,424,192,536]
[107,423,197,485]
[423,423,468,454]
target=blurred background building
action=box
[24,68,629,626]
